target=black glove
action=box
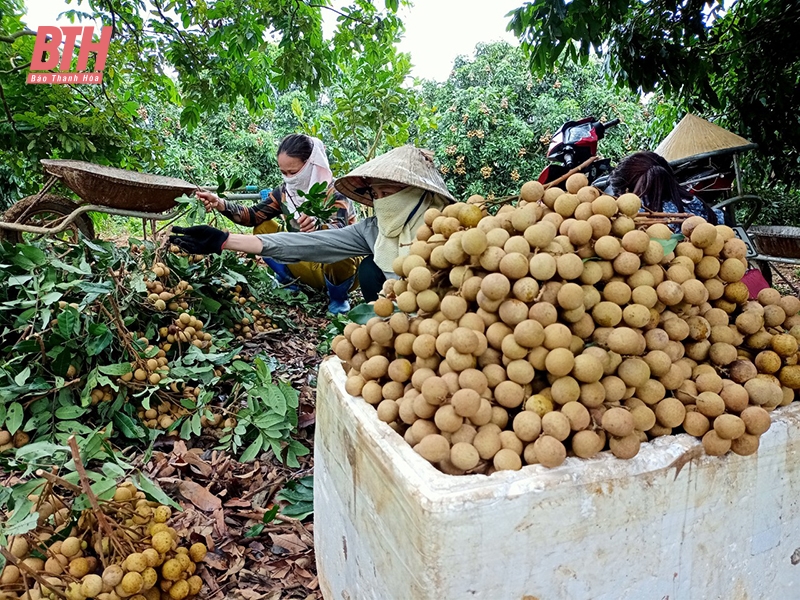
[168,225,230,255]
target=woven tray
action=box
[41,159,196,213]
[749,225,800,259]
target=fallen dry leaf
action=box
[179,480,222,512]
[223,498,252,508]
[236,590,267,600]
[269,533,307,555]
[182,452,214,477]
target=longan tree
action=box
[507,0,800,186]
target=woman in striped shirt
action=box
[196,134,359,314]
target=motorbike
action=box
[537,117,620,186]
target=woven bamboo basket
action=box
[748,225,800,259]
[41,159,196,213]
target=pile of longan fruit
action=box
[0,483,206,600]
[332,175,800,474]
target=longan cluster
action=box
[0,429,29,451]
[120,314,215,391]
[120,338,170,387]
[332,174,800,474]
[0,483,206,600]
[168,244,205,265]
[87,385,118,407]
[136,401,183,431]
[144,266,192,313]
[219,285,275,340]
[160,313,212,352]
[135,392,232,433]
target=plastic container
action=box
[315,357,800,600]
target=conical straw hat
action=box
[335,145,455,206]
[654,114,756,165]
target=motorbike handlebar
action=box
[592,117,620,139]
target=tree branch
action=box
[300,2,371,24]
[67,82,100,110]
[0,61,31,75]
[152,0,204,66]
[0,82,19,135]
[365,120,384,162]
[0,29,37,44]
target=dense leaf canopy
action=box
[507,0,800,185]
[419,42,649,199]
[0,0,404,203]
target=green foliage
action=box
[507,0,800,186]
[0,237,307,465]
[0,238,145,443]
[243,475,313,537]
[276,475,314,519]
[0,0,407,204]
[292,12,433,175]
[139,101,278,188]
[220,357,308,467]
[346,302,380,325]
[292,181,338,227]
[0,428,150,541]
[244,504,279,538]
[0,9,162,204]
[419,42,649,199]
[61,0,404,114]
[749,187,800,228]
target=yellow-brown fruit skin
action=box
[121,571,145,595]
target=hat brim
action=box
[334,146,455,207]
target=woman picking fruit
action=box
[609,151,772,297]
[609,151,723,224]
[196,134,359,314]
[170,145,455,308]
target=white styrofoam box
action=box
[314,356,800,600]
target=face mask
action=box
[282,160,311,188]
[281,160,312,215]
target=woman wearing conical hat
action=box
[170,145,455,307]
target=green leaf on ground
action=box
[652,232,685,256]
[347,302,380,324]
[277,476,314,520]
[132,472,182,510]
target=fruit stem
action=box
[35,469,83,494]
[543,156,597,190]
[67,435,115,566]
[0,546,68,599]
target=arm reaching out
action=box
[169,226,264,255]
[222,233,265,254]
[169,218,378,263]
